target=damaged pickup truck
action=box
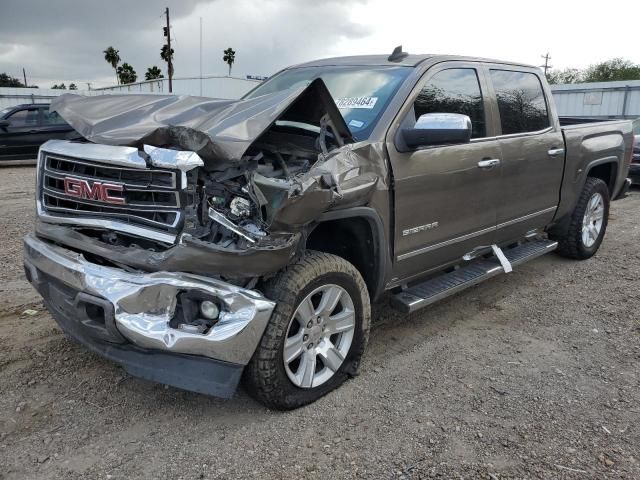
[24,50,634,409]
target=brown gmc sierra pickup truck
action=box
[23,48,634,409]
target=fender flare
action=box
[583,156,619,193]
[550,157,620,238]
[315,207,388,301]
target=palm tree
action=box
[69,83,78,90]
[145,66,164,81]
[103,46,121,85]
[160,44,174,78]
[116,63,137,84]
[223,47,236,76]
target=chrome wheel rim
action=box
[283,284,356,389]
[582,192,604,248]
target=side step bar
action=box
[391,238,558,314]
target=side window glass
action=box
[43,108,66,125]
[413,68,486,138]
[489,70,550,135]
[7,109,39,127]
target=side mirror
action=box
[0,119,10,129]
[402,113,472,148]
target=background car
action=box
[630,137,639,184]
[0,103,75,162]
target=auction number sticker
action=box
[335,96,378,109]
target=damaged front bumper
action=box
[35,221,300,278]
[23,234,276,397]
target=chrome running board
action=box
[391,238,558,314]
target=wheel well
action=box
[588,162,617,195]
[306,217,377,295]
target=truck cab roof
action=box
[292,53,538,70]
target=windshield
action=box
[244,66,412,140]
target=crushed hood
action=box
[51,78,353,169]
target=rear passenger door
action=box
[39,106,73,141]
[484,67,564,241]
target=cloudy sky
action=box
[0,0,638,89]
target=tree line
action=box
[103,46,162,85]
[0,41,237,89]
[0,73,80,89]
[102,45,236,86]
[546,58,640,84]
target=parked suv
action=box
[24,50,634,409]
[0,104,74,162]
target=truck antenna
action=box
[388,45,408,62]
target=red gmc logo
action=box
[63,177,125,205]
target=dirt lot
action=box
[0,166,638,479]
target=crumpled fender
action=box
[253,142,381,231]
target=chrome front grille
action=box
[39,151,184,242]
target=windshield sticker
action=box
[349,119,365,128]
[335,96,378,109]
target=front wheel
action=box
[552,177,610,259]
[243,251,370,410]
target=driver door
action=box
[386,63,502,283]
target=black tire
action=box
[552,177,610,260]
[243,251,370,410]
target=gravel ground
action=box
[0,166,638,479]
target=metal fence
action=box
[91,75,261,98]
[0,76,260,110]
[550,80,640,119]
[0,87,104,109]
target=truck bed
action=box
[555,119,634,222]
[559,116,632,127]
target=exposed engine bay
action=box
[39,78,384,282]
[186,112,348,247]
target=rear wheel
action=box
[244,251,370,410]
[552,177,610,259]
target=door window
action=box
[42,108,67,125]
[414,68,486,138]
[7,108,39,127]
[489,70,550,135]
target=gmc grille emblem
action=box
[63,177,125,205]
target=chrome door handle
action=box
[548,148,565,157]
[477,159,500,169]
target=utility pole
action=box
[165,7,173,93]
[86,82,92,91]
[22,68,27,88]
[540,52,552,76]
[199,16,203,96]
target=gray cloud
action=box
[0,0,372,88]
